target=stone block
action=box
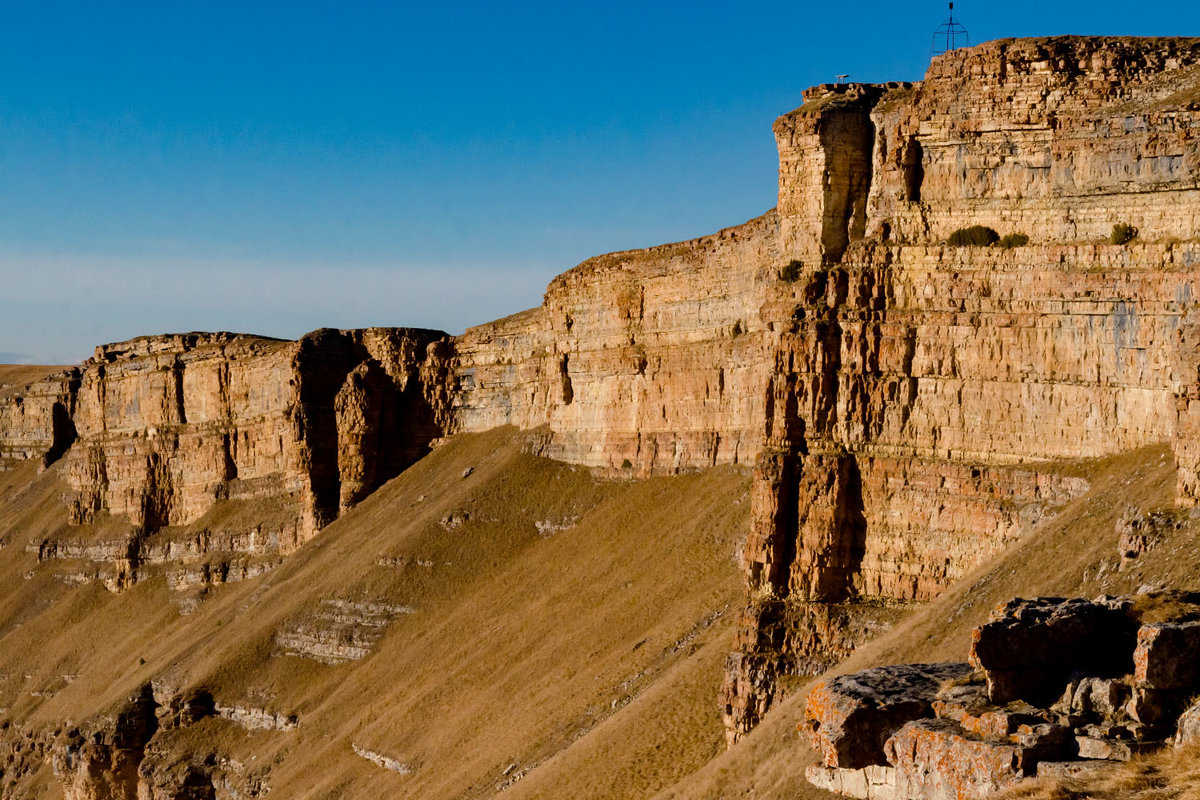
[886,718,1026,800]
[969,597,1137,705]
[1133,621,1200,690]
[804,663,973,769]
[1175,698,1200,748]
[1075,736,1158,761]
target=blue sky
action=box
[3,1,1200,363]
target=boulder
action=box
[959,706,1050,741]
[1133,620,1200,690]
[1053,676,1131,720]
[1174,698,1200,748]
[805,765,897,800]
[885,719,1027,800]
[1124,687,1188,727]
[968,597,1137,704]
[804,663,974,769]
[1075,735,1156,761]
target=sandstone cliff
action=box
[6,34,1200,773]
[1,328,451,592]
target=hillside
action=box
[4,433,1195,799]
[8,34,1200,799]
[0,428,751,798]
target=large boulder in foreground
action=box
[968,597,1138,704]
[885,719,1024,800]
[804,663,973,769]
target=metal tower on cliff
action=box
[930,2,970,59]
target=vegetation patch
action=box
[998,232,1030,248]
[779,260,804,282]
[947,226,1000,247]
[1112,223,1139,245]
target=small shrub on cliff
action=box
[947,225,1000,247]
[1112,223,1139,245]
[998,232,1030,248]
[778,260,803,282]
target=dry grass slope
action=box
[0,428,750,800]
[4,431,1199,799]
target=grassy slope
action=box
[0,365,68,393]
[0,428,749,800]
[4,432,1197,799]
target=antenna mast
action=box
[930,2,970,60]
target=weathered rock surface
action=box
[804,663,973,769]
[806,764,897,800]
[969,597,1138,704]
[2,328,451,592]
[808,594,1200,799]
[53,685,160,800]
[1133,619,1200,689]
[1117,507,1187,569]
[885,719,1029,800]
[1175,698,1200,747]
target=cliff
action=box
[1,328,451,592]
[5,34,1200,795]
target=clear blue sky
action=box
[3,1,1199,363]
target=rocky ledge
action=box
[804,591,1200,800]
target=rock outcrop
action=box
[804,663,974,769]
[50,683,274,800]
[805,592,1200,800]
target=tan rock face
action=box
[10,34,1200,753]
[450,211,783,475]
[2,328,451,592]
[863,37,1200,246]
[0,367,79,466]
[62,328,447,536]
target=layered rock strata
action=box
[50,684,273,800]
[1,328,452,590]
[9,36,1200,750]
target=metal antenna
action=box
[930,2,970,60]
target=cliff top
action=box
[90,331,291,363]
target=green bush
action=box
[947,226,1000,247]
[1111,223,1138,245]
[779,259,803,282]
[998,232,1030,248]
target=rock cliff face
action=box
[6,34,1200,752]
[449,210,782,473]
[1,328,451,592]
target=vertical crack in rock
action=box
[559,352,574,405]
